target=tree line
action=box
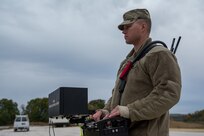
[183,109,204,123]
[0,98,105,126]
[169,110,204,123]
[2,97,203,126]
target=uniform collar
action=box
[126,38,152,59]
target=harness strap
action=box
[119,41,167,94]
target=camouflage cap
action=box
[118,9,151,30]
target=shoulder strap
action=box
[119,41,167,94]
[132,40,167,64]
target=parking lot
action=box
[1,126,204,136]
[0,126,80,136]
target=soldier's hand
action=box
[90,110,102,122]
[108,106,120,118]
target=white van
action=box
[13,115,30,131]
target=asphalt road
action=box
[1,126,204,136]
[0,126,80,136]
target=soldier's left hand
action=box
[108,105,120,118]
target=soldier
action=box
[91,9,181,136]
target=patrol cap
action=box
[118,9,151,30]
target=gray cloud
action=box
[1,0,204,114]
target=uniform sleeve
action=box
[127,51,182,122]
[103,97,112,112]
[103,88,115,112]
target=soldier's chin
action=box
[125,41,132,45]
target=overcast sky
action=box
[1,0,204,114]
